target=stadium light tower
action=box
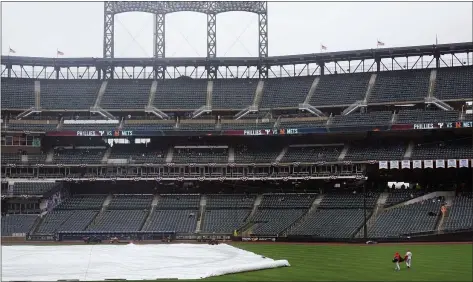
[103,1,268,80]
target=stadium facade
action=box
[1,1,472,244]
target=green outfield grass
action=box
[201,243,472,281]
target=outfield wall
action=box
[235,229,473,244]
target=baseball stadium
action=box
[1,1,472,281]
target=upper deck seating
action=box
[1,78,35,109]
[153,78,207,110]
[40,80,100,110]
[310,73,370,106]
[434,66,473,100]
[369,69,430,103]
[101,80,152,110]
[212,79,258,110]
[260,77,314,109]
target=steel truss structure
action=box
[100,1,268,79]
[2,42,472,80]
[2,163,365,181]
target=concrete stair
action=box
[195,195,207,233]
[89,194,113,227]
[141,195,160,231]
[355,192,389,238]
[282,194,324,236]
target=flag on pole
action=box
[436,34,438,45]
[377,40,385,47]
[57,50,64,56]
[9,47,16,54]
[320,44,327,51]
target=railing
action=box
[192,105,212,119]
[144,106,169,119]
[3,57,471,79]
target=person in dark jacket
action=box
[392,252,403,271]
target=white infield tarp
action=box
[2,243,290,281]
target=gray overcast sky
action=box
[1,1,472,58]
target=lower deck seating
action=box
[1,214,38,236]
[259,194,316,209]
[250,209,305,235]
[36,210,98,233]
[55,195,106,210]
[289,209,367,238]
[107,195,153,210]
[384,190,425,207]
[443,195,473,231]
[368,200,442,238]
[205,194,256,209]
[142,209,198,233]
[156,195,200,209]
[87,210,148,231]
[201,209,250,233]
[319,192,379,209]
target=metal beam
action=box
[108,1,267,15]
[153,13,166,79]
[3,43,472,69]
[258,5,268,78]
[103,1,115,79]
[207,13,217,79]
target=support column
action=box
[376,58,381,72]
[103,1,114,79]
[258,10,268,78]
[363,181,368,239]
[153,13,166,79]
[207,13,217,79]
[319,62,325,75]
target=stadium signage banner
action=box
[47,128,321,137]
[47,130,134,137]
[238,128,300,136]
[43,121,470,137]
[379,159,470,169]
[27,234,55,241]
[393,121,472,131]
[242,236,277,242]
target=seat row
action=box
[2,192,471,237]
[2,66,471,110]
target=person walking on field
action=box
[405,250,412,269]
[392,252,403,271]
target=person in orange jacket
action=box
[392,252,402,271]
